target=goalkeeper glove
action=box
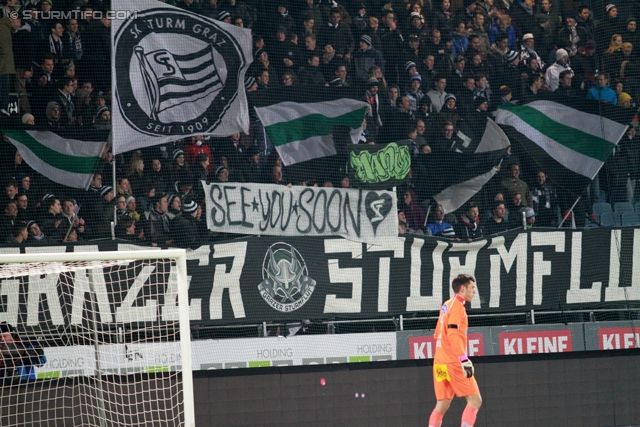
[459,355,474,378]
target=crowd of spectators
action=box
[0,0,640,247]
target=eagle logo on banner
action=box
[111,3,252,152]
[258,243,317,313]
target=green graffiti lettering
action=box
[350,142,411,183]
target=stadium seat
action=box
[599,212,619,227]
[592,202,612,222]
[635,202,640,213]
[614,202,635,214]
[621,212,640,226]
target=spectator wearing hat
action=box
[407,10,429,40]
[170,149,191,183]
[405,73,424,111]
[436,93,463,140]
[404,34,422,65]
[498,50,523,99]
[545,48,573,91]
[217,10,231,24]
[171,199,201,249]
[597,4,625,49]
[519,33,545,69]
[125,195,141,222]
[618,92,633,108]
[21,113,35,126]
[45,101,62,130]
[353,34,385,87]
[93,105,110,130]
[213,165,230,183]
[318,8,355,61]
[140,193,175,247]
[352,3,368,37]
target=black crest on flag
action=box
[114,8,246,137]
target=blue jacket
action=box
[586,85,618,105]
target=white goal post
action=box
[0,249,194,427]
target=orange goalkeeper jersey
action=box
[434,294,468,364]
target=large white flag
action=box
[111,0,253,154]
[254,99,368,166]
[4,131,107,189]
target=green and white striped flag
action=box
[494,100,627,182]
[254,98,368,166]
[3,130,107,189]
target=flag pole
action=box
[112,156,117,228]
[558,196,581,229]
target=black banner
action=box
[2,227,639,329]
[348,140,411,190]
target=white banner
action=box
[111,0,253,154]
[32,333,396,377]
[203,182,399,244]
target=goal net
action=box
[0,250,194,427]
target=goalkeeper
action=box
[429,274,482,427]
[0,322,46,380]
